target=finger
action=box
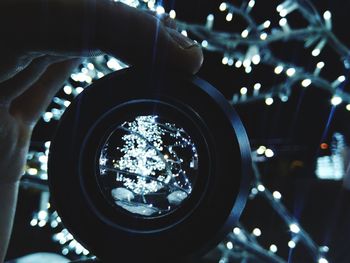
[97,2,203,74]
[0,52,38,84]
[10,59,81,125]
[0,0,203,74]
[144,10,177,29]
[0,55,69,104]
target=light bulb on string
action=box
[270,244,278,253]
[219,2,227,11]
[241,29,249,38]
[286,67,296,77]
[279,18,290,31]
[288,240,296,248]
[331,75,346,88]
[331,96,342,106]
[260,32,268,40]
[289,223,300,234]
[206,14,214,29]
[274,65,284,74]
[265,97,274,105]
[312,39,326,57]
[323,11,332,29]
[253,83,261,95]
[169,10,176,19]
[301,79,312,87]
[314,61,325,75]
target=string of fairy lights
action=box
[20,0,350,262]
[177,0,350,108]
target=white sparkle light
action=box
[240,87,248,95]
[235,60,242,68]
[219,2,227,11]
[169,10,176,19]
[331,96,342,106]
[265,97,274,105]
[270,244,278,253]
[312,48,321,57]
[63,85,72,95]
[38,210,48,220]
[257,184,265,192]
[226,241,233,249]
[241,29,249,38]
[301,79,312,87]
[75,87,84,94]
[317,61,325,69]
[222,56,229,65]
[27,168,38,175]
[248,0,255,8]
[30,219,38,226]
[201,40,208,48]
[257,145,266,155]
[279,9,288,17]
[233,227,241,235]
[290,223,300,233]
[273,191,282,200]
[252,54,261,65]
[254,83,261,90]
[107,58,123,71]
[286,68,296,77]
[288,240,296,248]
[155,5,165,15]
[323,11,331,20]
[252,228,262,236]
[274,65,283,74]
[227,58,234,66]
[338,75,346,82]
[260,32,267,40]
[263,20,271,28]
[87,63,94,70]
[265,149,274,158]
[279,18,287,26]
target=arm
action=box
[0,1,203,261]
[0,182,19,262]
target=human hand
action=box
[0,1,203,260]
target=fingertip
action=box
[165,29,204,74]
[185,45,204,74]
[97,2,203,75]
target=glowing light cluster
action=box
[99,115,199,217]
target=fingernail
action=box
[167,28,199,49]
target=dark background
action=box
[6,0,350,262]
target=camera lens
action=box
[49,68,251,262]
[98,115,199,217]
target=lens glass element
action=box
[98,115,199,217]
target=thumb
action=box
[96,2,204,74]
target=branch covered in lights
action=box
[215,160,330,263]
[177,0,350,108]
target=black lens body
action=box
[48,68,252,262]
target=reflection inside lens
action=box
[98,115,199,217]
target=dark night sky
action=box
[7,0,350,262]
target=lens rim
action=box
[48,67,251,262]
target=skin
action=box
[0,0,203,261]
